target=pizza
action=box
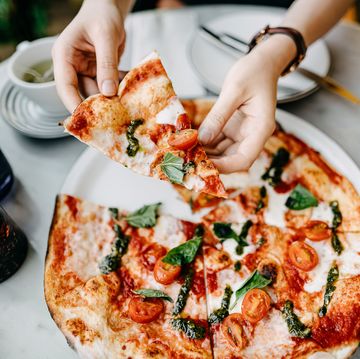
[63,53,226,198]
[46,98,360,358]
[45,195,211,358]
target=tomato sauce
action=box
[119,267,135,297]
[192,270,206,298]
[206,271,218,293]
[64,195,78,218]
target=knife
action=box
[200,25,360,105]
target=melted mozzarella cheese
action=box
[304,236,360,293]
[113,133,157,176]
[219,200,248,223]
[311,202,334,226]
[220,152,269,189]
[264,185,288,227]
[308,353,335,359]
[153,215,186,249]
[242,309,294,358]
[183,174,205,191]
[155,96,185,125]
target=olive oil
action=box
[22,59,54,83]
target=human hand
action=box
[198,35,296,173]
[52,0,126,113]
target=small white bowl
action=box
[7,37,68,116]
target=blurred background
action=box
[0,0,359,61]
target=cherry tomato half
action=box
[168,129,198,150]
[241,289,271,324]
[304,220,331,241]
[154,256,182,285]
[142,243,167,271]
[128,297,164,324]
[288,241,318,271]
[221,313,247,350]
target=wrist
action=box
[252,34,297,77]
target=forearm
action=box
[252,0,354,76]
[282,0,354,46]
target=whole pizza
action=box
[45,55,360,358]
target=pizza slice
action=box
[45,195,211,358]
[63,52,226,198]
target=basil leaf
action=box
[330,200,342,229]
[126,119,144,157]
[162,236,202,266]
[213,222,238,241]
[99,224,130,274]
[255,186,267,213]
[172,268,194,315]
[282,300,311,338]
[331,231,343,255]
[109,207,119,219]
[208,285,233,325]
[231,270,272,310]
[262,147,290,186]
[126,203,161,228]
[285,184,318,210]
[161,152,184,184]
[318,264,339,317]
[171,318,206,339]
[133,289,173,302]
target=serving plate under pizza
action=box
[61,107,360,210]
[55,103,360,359]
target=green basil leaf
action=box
[126,203,161,228]
[330,200,342,229]
[208,285,233,325]
[213,222,238,241]
[133,288,173,302]
[285,184,318,210]
[231,270,272,310]
[261,147,290,186]
[171,318,206,339]
[282,300,311,338]
[172,268,194,315]
[162,236,202,266]
[331,231,343,255]
[318,264,339,317]
[126,119,144,157]
[161,152,184,184]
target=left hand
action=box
[198,35,296,173]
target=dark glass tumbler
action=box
[0,207,28,283]
[0,150,14,201]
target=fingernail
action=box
[199,128,213,144]
[101,80,116,96]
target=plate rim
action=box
[61,104,360,197]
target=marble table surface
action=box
[0,5,359,359]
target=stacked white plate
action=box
[0,79,68,139]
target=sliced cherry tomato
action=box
[142,243,167,271]
[128,297,164,323]
[176,113,191,130]
[154,256,182,285]
[221,313,247,349]
[304,220,331,241]
[241,289,271,324]
[288,241,318,271]
[168,129,198,150]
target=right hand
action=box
[52,0,126,113]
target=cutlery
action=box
[200,25,360,105]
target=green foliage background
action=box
[0,0,48,43]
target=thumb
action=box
[94,38,119,97]
[198,90,240,145]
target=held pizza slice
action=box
[63,53,226,198]
[45,195,211,359]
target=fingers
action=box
[52,45,82,113]
[198,88,240,145]
[205,138,234,156]
[210,123,274,173]
[93,36,120,97]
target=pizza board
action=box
[61,107,360,218]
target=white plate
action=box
[189,6,331,103]
[61,108,360,218]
